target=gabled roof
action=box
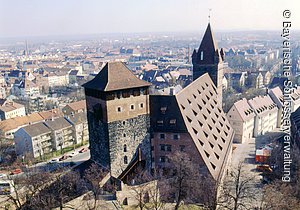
[38,108,63,120]
[194,23,220,65]
[64,100,86,112]
[248,95,277,116]
[0,100,24,112]
[22,122,51,137]
[150,95,187,133]
[66,112,87,125]
[82,62,151,91]
[45,117,72,131]
[0,113,44,132]
[175,73,234,181]
[268,87,283,107]
[231,98,255,122]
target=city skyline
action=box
[0,0,299,38]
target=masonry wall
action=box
[109,114,150,177]
[85,89,151,178]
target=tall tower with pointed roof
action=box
[192,23,224,103]
[83,62,152,178]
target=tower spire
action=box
[208,8,212,23]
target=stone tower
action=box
[192,23,224,103]
[83,62,152,178]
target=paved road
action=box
[228,128,284,208]
[30,146,90,172]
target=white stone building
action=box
[227,98,255,143]
[248,95,278,137]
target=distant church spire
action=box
[192,21,224,103]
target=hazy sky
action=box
[0,0,299,38]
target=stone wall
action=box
[88,111,151,177]
[109,114,151,177]
[87,110,110,169]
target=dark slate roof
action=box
[142,70,158,82]
[22,122,51,137]
[7,70,25,78]
[269,77,288,89]
[150,95,187,133]
[194,23,219,65]
[224,73,244,80]
[69,70,79,76]
[82,62,151,91]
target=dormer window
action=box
[157,120,164,126]
[170,119,176,125]
[160,107,167,114]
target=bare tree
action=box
[218,162,256,210]
[4,168,54,209]
[165,151,207,210]
[130,169,152,210]
[148,169,165,210]
[83,163,107,210]
[259,180,299,210]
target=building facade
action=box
[83,62,152,178]
[248,95,278,137]
[14,122,52,158]
[227,98,255,143]
[0,100,26,120]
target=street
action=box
[229,128,284,207]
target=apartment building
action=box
[227,98,255,143]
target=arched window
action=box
[124,156,128,164]
[124,144,127,152]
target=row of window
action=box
[160,144,171,152]
[117,103,144,112]
[157,119,177,126]
[157,144,185,152]
[86,88,149,100]
[159,133,180,140]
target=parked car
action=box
[59,155,68,161]
[256,165,273,173]
[48,158,59,164]
[68,152,77,158]
[79,148,88,153]
[10,169,22,175]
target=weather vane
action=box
[208,8,212,23]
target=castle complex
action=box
[83,23,233,182]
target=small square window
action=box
[159,156,166,163]
[173,134,179,140]
[160,133,165,139]
[166,145,172,152]
[160,107,167,114]
[117,107,122,112]
[140,103,144,108]
[180,145,185,152]
[130,105,135,110]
